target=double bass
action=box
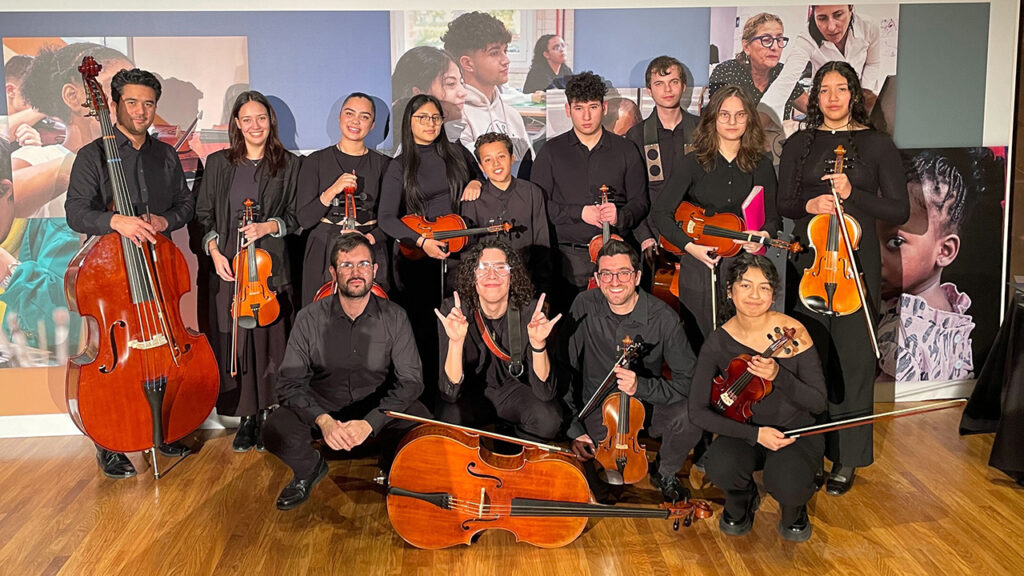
[64,57,218,475]
[384,413,712,549]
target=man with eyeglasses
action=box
[563,239,699,503]
[626,56,700,270]
[435,237,562,442]
[262,234,430,510]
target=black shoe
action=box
[158,441,192,458]
[233,415,258,453]
[778,505,812,542]
[650,467,691,503]
[255,409,270,452]
[825,466,856,496]
[276,456,329,510]
[96,448,136,479]
[814,464,827,491]
[719,489,760,536]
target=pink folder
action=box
[741,185,765,231]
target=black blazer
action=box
[195,150,301,289]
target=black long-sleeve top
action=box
[689,327,827,445]
[777,129,908,299]
[563,289,696,439]
[437,297,555,403]
[295,145,390,237]
[531,128,648,245]
[652,152,780,252]
[65,129,193,236]
[275,294,424,433]
[626,110,700,243]
[378,143,480,243]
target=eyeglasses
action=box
[717,111,749,124]
[597,269,636,284]
[476,262,511,278]
[412,114,444,126]
[751,35,789,48]
[337,260,373,271]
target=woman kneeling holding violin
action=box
[688,254,826,542]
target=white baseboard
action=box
[0,411,241,439]
[893,379,976,401]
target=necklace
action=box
[822,121,850,135]
[247,157,261,167]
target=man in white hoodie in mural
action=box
[442,11,535,178]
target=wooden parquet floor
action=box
[0,403,1022,576]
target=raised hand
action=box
[526,293,562,348]
[435,291,469,344]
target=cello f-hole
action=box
[466,462,503,488]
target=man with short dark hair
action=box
[64,67,195,479]
[563,239,699,502]
[441,11,534,176]
[626,56,700,261]
[263,234,430,510]
[530,71,648,311]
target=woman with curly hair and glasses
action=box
[434,237,562,442]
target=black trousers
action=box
[579,399,701,481]
[704,433,825,525]
[552,244,593,315]
[262,399,431,478]
[436,381,561,442]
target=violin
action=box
[384,415,712,549]
[664,201,803,258]
[584,185,624,290]
[399,214,511,259]
[711,327,798,423]
[64,57,218,471]
[798,146,880,356]
[230,199,279,374]
[312,175,389,300]
[593,336,648,485]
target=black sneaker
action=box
[719,490,760,536]
[95,448,136,479]
[778,505,812,542]
[276,455,329,510]
[650,468,691,503]
[233,415,257,453]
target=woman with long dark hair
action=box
[652,85,780,348]
[522,34,572,94]
[391,46,467,146]
[689,254,825,542]
[776,61,908,495]
[378,93,480,397]
[196,90,300,452]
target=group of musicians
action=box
[66,51,907,544]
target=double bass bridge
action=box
[128,334,169,350]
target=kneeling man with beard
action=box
[262,234,431,510]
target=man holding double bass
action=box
[65,67,195,478]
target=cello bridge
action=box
[128,334,169,350]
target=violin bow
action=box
[827,145,880,359]
[783,399,967,438]
[385,411,575,456]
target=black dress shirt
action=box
[531,128,648,245]
[689,327,827,445]
[295,146,390,238]
[563,289,696,439]
[652,152,780,252]
[275,295,425,433]
[65,128,194,236]
[626,110,700,242]
[437,297,555,403]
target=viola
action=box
[711,327,798,423]
[664,201,802,258]
[399,214,511,260]
[230,199,279,374]
[64,57,218,469]
[384,416,712,549]
[797,146,880,357]
[593,336,648,485]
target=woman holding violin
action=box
[295,92,391,306]
[652,86,780,347]
[776,61,908,495]
[689,254,825,542]
[378,93,481,395]
[196,91,300,453]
